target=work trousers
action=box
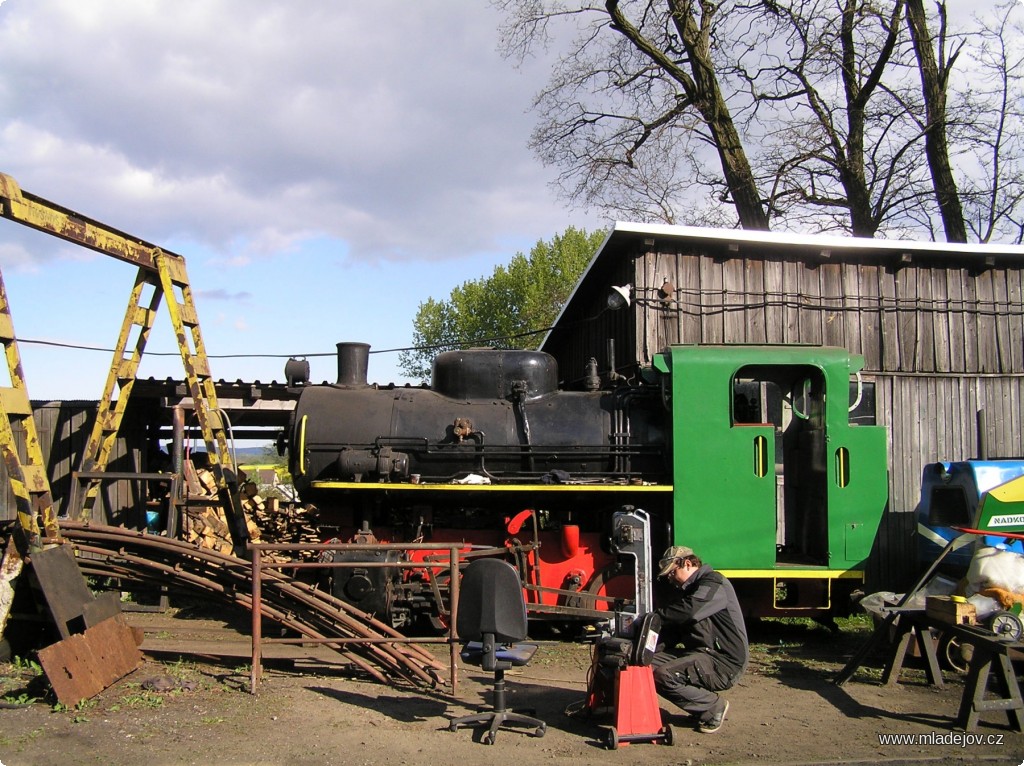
[650,649,739,718]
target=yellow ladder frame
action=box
[0,270,58,551]
[0,172,247,553]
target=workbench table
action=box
[881,611,1024,733]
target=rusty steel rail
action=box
[249,542,462,695]
[57,522,448,690]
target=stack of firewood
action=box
[181,462,320,561]
[181,505,248,555]
[181,461,255,554]
[246,490,322,562]
[181,469,263,555]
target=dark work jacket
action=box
[654,564,749,676]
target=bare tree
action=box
[498,0,770,229]
[735,0,914,237]
[496,0,1024,242]
[606,0,770,229]
[905,0,967,242]
[957,2,1024,243]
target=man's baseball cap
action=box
[658,545,695,576]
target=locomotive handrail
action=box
[296,415,307,476]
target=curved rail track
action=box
[57,521,447,689]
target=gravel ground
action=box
[1,608,1022,766]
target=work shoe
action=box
[698,699,729,734]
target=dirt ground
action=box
[1,607,1023,766]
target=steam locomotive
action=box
[283,341,889,628]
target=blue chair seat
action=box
[461,642,538,667]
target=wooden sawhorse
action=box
[881,610,944,688]
[882,613,1024,732]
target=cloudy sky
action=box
[0,1,603,399]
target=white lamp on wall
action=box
[608,284,632,309]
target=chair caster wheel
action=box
[535,724,546,738]
[483,732,496,745]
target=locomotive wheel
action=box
[605,726,619,750]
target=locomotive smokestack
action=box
[336,342,370,387]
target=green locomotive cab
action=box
[654,345,889,618]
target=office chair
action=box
[448,558,547,744]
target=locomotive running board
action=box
[308,481,673,492]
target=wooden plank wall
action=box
[638,250,1024,378]
[0,402,145,526]
[634,247,1024,588]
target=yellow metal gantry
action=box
[0,172,248,553]
[0,267,58,551]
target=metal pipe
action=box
[251,545,262,693]
[978,408,988,459]
[169,405,185,538]
[448,545,460,697]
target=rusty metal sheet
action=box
[83,591,122,627]
[29,545,97,638]
[38,614,142,707]
[28,544,124,639]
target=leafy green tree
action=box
[399,227,606,380]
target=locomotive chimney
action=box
[336,342,370,387]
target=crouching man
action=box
[650,545,749,733]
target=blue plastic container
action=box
[145,510,163,533]
[916,460,1024,573]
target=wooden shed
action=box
[541,223,1024,589]
[0,400,147,528]
[0,381,294,529]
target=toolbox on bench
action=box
[925,595,976,626]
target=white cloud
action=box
[0,2,602,268]
[0,240,38,272]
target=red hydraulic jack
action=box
[602,665,673,749]
[586,614,674,749]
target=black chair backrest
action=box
[456,558,528,643]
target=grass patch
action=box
[747,614,878,678]
[119,691,165,709]
[1,654,48,706]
